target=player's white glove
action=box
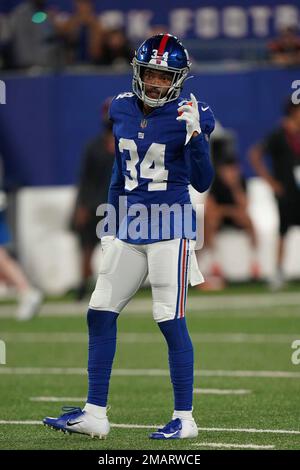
[176,93,201,145]
[101,235,115,253]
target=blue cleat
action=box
[150,417,198,440]
[43,406,110,439]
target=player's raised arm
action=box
[179,94,215,192]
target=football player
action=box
[44,34,215,440]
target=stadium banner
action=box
[0,0,300,40]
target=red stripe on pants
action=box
[179,240,187,318]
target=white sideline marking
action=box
[194,388,251,395]
[2,331,299,344]
[192,442,274,449]
[1,368,300,378]
[30,388,251,402]
[0,420,299,435]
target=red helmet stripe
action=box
[157,34,170,56]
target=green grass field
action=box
[0,286,300,450]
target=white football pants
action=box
[89,238,204,323]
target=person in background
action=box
[97,28,133,67]
[0,160,43,320]
[249,100,300,290]
[0,12,11,69]
[268,26,300,67]
[54,0,103,65]
[71,98,115,299]
[6,0,58,69]
[202,155,259,290]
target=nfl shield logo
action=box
[140,119,147,128]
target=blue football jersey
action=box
[106,92,215,244]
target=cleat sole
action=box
[44,422,108,439]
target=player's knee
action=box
[152,300,177,323]
[89,277,119,312]
[151,284,181,323]
[158,317,193,351]
[87,308,118,336]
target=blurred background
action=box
[0,0,300,306]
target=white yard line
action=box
[1,367,300,378]
[30,388,251,402]
[0,292,300,318]
[0,420,299,436]
[194,388,251,395]
[30,397,86,402]
[198,427,300,435]
[1,331,299,344]
[0,420,42,425]
[199,370,300,378]
[0,367,87,375]
[192,442,274,449]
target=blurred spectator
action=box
[97,28,133,67]
[71,99,114,299]
[148,25,169,36]
[202,155,259,290]
[55,0,103,65]
[4,0,58,69]
[268,26,300,66]
[0,13,11,69]
[249,100,300,289]
[0,158,43,320]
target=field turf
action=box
[0,286,300,450]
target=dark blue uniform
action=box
[107,92,215,243]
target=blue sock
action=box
[158,317,194,411]
[87,308,118,407]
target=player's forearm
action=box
[107,184,123,207]
[107,157,125,234]
[108,157,125,210]
[189,133,214,192]
[106,183,124,236]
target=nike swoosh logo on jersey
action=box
[66,420,83,427]
[201,106,209,111]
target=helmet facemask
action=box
[132,59,189,107]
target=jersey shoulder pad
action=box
[109,92,135,121]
